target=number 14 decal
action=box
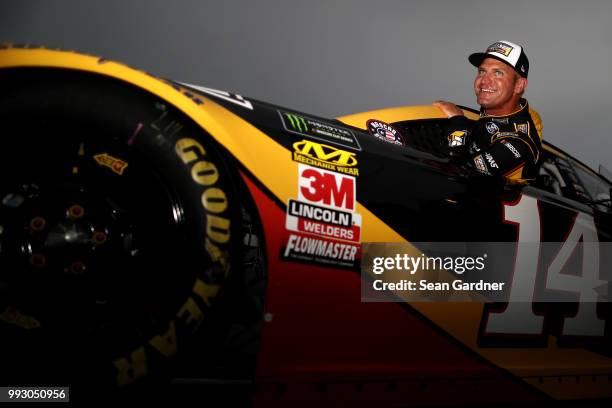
[483,194,608,337]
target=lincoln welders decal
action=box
[283,164,361,268]
[279,110,361,151]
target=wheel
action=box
[0,68,248,392]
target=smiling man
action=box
[433,41,542,181]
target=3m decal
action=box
[366,120,405,146]
[177,82,253,110]
[292,139,359,176]
[94,153,128,175]
[279,110,361,150]
[298,164,355,211]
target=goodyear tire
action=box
[0,69,245,393]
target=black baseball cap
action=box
[469,41,529,78]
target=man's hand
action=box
[433,100,464,118]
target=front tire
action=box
[0,68,243,391]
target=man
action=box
[433,41,542,181]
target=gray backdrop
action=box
[2,0,611,171]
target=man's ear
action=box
[515,77,528,95]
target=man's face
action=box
[474,58,525,114]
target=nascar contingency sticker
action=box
[283,163,361,268]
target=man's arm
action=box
[474,114,541,178]
[470,136,535,178]
[433,101,464,118]
[433,101,471,149]
[433,101,539,178]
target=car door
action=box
[474,151,611,346]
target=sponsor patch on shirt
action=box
[485,152,499,169]
[491,117,509,124]
[473,155,488,174]
[486,122,500,134]
[515,122,529,135]
[448,130,467,147]
[502,140,521,158]
[491,131,519,142]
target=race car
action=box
[0,44,610,405]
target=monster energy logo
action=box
[278,109,362,151]
[284,113,309,133]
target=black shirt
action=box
[446,99,542,181]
